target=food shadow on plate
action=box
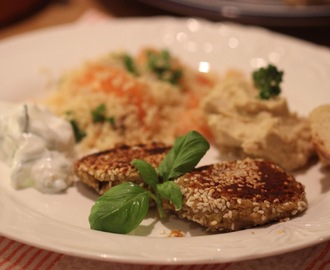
[129,208,213,237]
[130,209,308,237]
[293,155,330,194]
[319,166,330,194]
[292,155,319,177]
[75,179,100,201]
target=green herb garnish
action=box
[123,54,138,75]
[91,103,116,127]
[252,64,284,100]
[69,119,86,143]
[147,49,183,85]
[88,182,150,234]
[91,103,107,123]
[89,130,210,234]
[107,116,115,126]
[65,111,86,143]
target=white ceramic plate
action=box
[1,17,330,265]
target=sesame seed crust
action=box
[74,143,170,194]
[165,158,308,232]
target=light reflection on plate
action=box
[0,17,330,264]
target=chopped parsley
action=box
[122,54,138,75]
[65,111,86,143]
[69,119,86,143]
[107,116,115,126]
[91,103,116,127]
[147,49,183,85]
[252,64,284,100]
[91,103,107,123]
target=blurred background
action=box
[0,0,329,47]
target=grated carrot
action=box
[77,64,154,123]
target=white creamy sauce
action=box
[0,102,75,193]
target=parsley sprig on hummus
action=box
[252,64,284,100]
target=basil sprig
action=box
[89,130,210,234]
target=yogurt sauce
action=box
[0,101,75,193]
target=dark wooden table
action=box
[0,0,329,48]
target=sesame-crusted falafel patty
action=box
[166,158,307,232]
[75,142,170,195]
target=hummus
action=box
[202,70,314,171]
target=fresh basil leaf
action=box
[89,182,150,234]
[157,181,182,211]
[158,130,210,181]
[131,159,158,190]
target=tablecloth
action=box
[1,235,330,269]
